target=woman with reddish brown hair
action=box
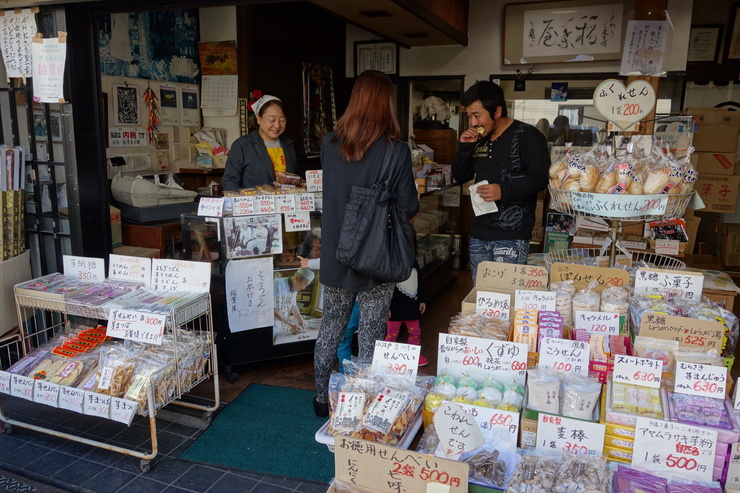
[312,70,418,417]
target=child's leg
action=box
[385,320,402,342]
[405,320,422,346]
[337,301,360,373]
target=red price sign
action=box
[284,212,311,232]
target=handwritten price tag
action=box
[151,259,211,293]
[537,413,605,456]
[284,212,311,232]
[197,197,225,217]
[593,79,656,131]
[633,417,716,483]
[456,402,519,438]
[108,254,152,288]
[437,333,528,386]
[83,391,111,419]
[110,397,139,425]
[10,375,35,401]
[371,341,420,382]
[63,255,105,283]
[274,195,296,213]
[255,195,275,214]
[107,309,166,345]
[443,186,461,207]
[634,268,704,301]
[574,310,620,335]
[434,402,485,458]
[33,380,60,407]
[515,290,556,311]
[296,193,315,212]
[231,196,255,216]
[674,361,726,399]
[0,371,10,394]
[306,170,323,192]
[476,291,511,319]
[727,443,740,485]
[538,338,589,375]
[613,355,663,389]
[59,386,85,413]
[655,239,680,255]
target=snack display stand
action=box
[0,281,219,472]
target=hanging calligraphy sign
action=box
[0,9,37,78]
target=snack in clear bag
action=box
[463,427,519,489]
[561,373,601,420]
[572,281,600,314]
[506,453,557,493]
[95,341,144,398]
[526,368,560,414]
[352,380,424,445]
[327,371,380,437]
[552,455,607,493]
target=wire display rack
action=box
[543,248,687,272]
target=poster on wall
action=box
[225,257,274,333]
[0,9,37,78]
[223,214,283,259]
[198,41,237,75]
[273,268,321,345]
[180,86,200,126]
[114,85,140,125]
[98,10,200,83]
[31,34,67,103]
[619,20,669,76]
[159,85,180,125]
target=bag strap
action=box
[376,140,395,185]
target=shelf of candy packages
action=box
[315,358,431,452]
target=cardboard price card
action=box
[438,333,528,386]
[197,197,225,217]
[333,436,469,493]
[231,196,255,216]
[476,291,511,319]
[63,255,105,283]
[550,263,630,293]
[538,338,590,375]
[632,417,717,483]
[674,361,727,399]
[634,268,704,301]
[536,413,605,456]
[515,289,556,311]
[574,310,620,336]
[639,313,724,350]
[108,254,152,288]
[107,309,166,345]
[476,263,548,290]
[613,354,663,389]
[371,340,420,382]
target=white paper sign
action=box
[371,341,420,382]
[83,391,111,419]
[296,193,315,212]
[674,362,727,399]
[108,127,147,147]
[10,374,34,401]
[574,310,620,336]
[475,291,511,319]
[108,254,152,288]
[0,9,37,78]
[727,443,740,485]
[632,417,717,483]
[0,371,10,394]
[443,186,461,207]
[438,333,528,386]
[434,402,485,458]
[32,37,67,103]
[655,239,680,255]
[254,195,275,214]
[284,212,311,232]
[515,290,556,311]
[33,380,60,407]
[537,413,605,455]
[151,259,211,292]
[538,338,590,375]
[634,268,704,301]
[613,354,663,389]
[456,402,519,438]
[274,195,296,214]
[231,196,255,216]
[570,192,668,218]
[107,309,166,345]
[593,79,657,131]
[63,255,105,283]
[225,257,274,332]
[306,170,323,192]
[620,21,668,77]
[110,397,139,425]
[197,197,225,217]
[58,386,85,413]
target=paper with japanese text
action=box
[437,333,527,386]
[536,413,605,456]
[225,257,273,332]
[371,340,420,382]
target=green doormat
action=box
[179,384,334,484]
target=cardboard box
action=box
[690,151,738,175]
[684,209,701,255]
[0,250,31,337]
[696,174,740,213]
[113,245,161,259]
[110,205,122,248]
[692,124,739,153]
[519,414,538,448]
[685,107,740,127]
[721,223,740,267]
[531,226,544,242]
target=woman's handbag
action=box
[335,143,415,283]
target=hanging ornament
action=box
[143,85,160,145]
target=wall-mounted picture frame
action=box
[726,3,740,60]
[33,111,62,142]
[688,25,723,62]
[355,41,398,76]
[503,0,630,66]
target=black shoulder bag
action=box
[335,142,415,283]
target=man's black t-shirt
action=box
[452,120,550,241]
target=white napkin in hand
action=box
[469,180,499,216]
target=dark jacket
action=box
[222,131,298,190]
[320,133,419,292]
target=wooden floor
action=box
[191,270,474,403]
